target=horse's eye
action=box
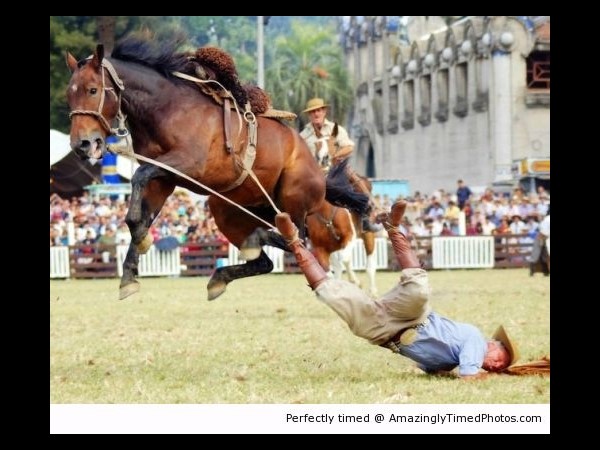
[90,88,98,95]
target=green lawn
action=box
[50,269,550,404]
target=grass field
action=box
[50,269,550,404]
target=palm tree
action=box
[265,21,352,129]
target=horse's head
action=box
[314,138,331,169]
[314,123,339,172]
[66,44,122,160]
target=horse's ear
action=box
[66,52,78,73]
[332,122,339,137]
[90,44,105,71]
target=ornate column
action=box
[490,31,515,182]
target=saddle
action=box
[185,47,296,120]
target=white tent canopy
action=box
[116,151,139,180]
[50,129,138,178]
[50,129,71,166]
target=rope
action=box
[69,109,113,133]
[109,145,275,230]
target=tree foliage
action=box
[265,20,351,129]
[50,16,351,133]
[180,16,258,83]
[50,16,96,132]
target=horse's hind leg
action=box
[256,227,289,251]
[120,165,174,300]
[339,243,361,287]
[329,250,343,279]
[207,250,274,300]
[207,228,289,300]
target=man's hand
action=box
[332,145,353,163]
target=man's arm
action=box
[331,145,353,164]
[330,124,354,164]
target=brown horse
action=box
[66,36,368,300]
[305,200,360,285]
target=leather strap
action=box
[220,115,258,193]
[223,98,233,153]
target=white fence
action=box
[50,236,501,279]
[351,238,389,269]
[50,246,70,278]
[227,245,286,272]
[432,236,495,269]
[116,245,181,277]
[226,238,388,273]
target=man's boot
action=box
[275,213,329,290]
[376,201,421,269]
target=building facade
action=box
[340,16,550,194]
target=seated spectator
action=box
[479,216,497,235]
[426,200,445,220]
[466,222,480,236]
[444,200,460,222]
[440,222,454,236]
[97,227,117,263]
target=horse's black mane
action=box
[111,35,190,80]
[111,34,249,107]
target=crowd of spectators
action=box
[374,184,550,240]
[49,190,228,249]
[50,182,550,251]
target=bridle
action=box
[68,57,128,136]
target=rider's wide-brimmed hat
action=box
[492,325,520,366]
[302,98,328,113]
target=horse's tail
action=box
[325,159,370,216]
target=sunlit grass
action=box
[50,269,550,404]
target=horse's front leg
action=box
[119,164,174,300]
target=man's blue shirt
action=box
[398,311,487,376]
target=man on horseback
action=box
[300,98,379,233]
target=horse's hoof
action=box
[119,282,140,300]
[136,234,153,254]
[239,247,261,261]
[207,280,227,301]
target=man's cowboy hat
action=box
[492,325,520,366]
[303,98,328,113]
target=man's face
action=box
[308,107,327,129]
[482,340,510,372]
